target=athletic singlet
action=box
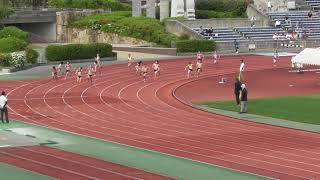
[65,64,71,70]
[187,64,193,70]
[197,53,203,59]
[213,53,218,59]
[88,68,93,76]
[196,62,202,69]
[77,70,82,76]
[153,63,159,70]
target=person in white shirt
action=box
[0,91,9,123]
[267,1,272,11]
[275,20,281,28]
[239,59,245,81]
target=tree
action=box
[0,7,14,20]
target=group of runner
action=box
[51,54,102,85]
[51,50,279,83]
[128,54,161,83]
[184,51,221,79]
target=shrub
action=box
[0,37,28,53]
[0,6,14,20]
[48,0,131,11]
[0,53,12,67]
[176,40,216,53]
[11,52,25,68]
[179,33,191,40]
[195,0,248,19]
[72,13,178,47]
[46,43,113,61]
[0,26,28,41]
[26,47,39,64]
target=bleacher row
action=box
[268,11,320,40]
[193,11,320,43]
[194,27,285,42]
[306,0,320,9]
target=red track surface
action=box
[0,146,171,180]
[3,55,320,180]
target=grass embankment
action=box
[200,95,320,125]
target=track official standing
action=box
[234,78,242,106]
[239,84,248,113]
[0,91,9,123]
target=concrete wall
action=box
[66,28,155,46]
[216,39,320,53]
[1,9,56,24]
[56,11,96,43]
[246,4,271,27]
[19,22,56,42]
[178,18,264,29]
[165,20,204,39]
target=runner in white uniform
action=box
[58,62,64,76]
[196,60,203,77]
[87,65,94,85]
[95,53,101,75]
[239,60,245,81]
[64,62,72,80]
[141,65,149,83]
[128,54,134,70]
[213,51,219,64]
[76,67,83,83]
[152,60,160,80]
[197,51,204,61]
[273,50,279,66]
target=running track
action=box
[0,146,172,180]
[4,55,320,180]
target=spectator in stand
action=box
[275,20,281,28]
[267,0,272,12]
[273,32,278,40]
[295,21,300,30]
[284,15,289,24]
[209,27,213,36]
[308,11,312,19]
[250,16,256,27]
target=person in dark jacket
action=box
[234,78,242,105]
[239,84,248,113]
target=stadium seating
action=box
[267,11,320,39]
[193,28,247,42]
[235,27,286,40]
[306,0,320,10]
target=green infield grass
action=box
[199,95,320,125]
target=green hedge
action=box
[0,37,28,53]
[72,12,178,47]
[48,0,131,11]
[26,47,39,64]
[46,43,113,61]
[176,40,216,53]
[0,26,28,41]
